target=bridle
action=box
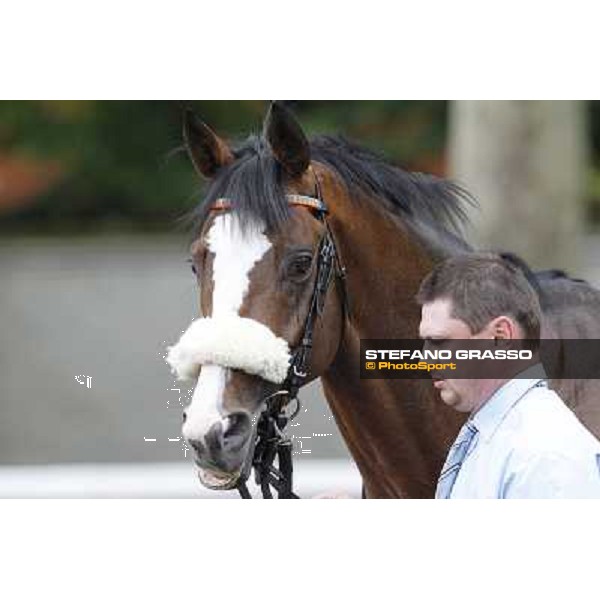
[207,170,349,499]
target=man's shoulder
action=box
[501,385,600,457]
[500,446,600,498]
[495,389,600,498]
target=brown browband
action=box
[211,195,328,214]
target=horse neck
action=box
[321,188,466,498]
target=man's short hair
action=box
[416,252,542,341]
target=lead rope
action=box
[235,391,301,499]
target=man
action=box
[417,253,600,498]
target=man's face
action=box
[419,298,494,413]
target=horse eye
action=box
[286,254,313,279]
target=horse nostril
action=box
[222,412,251,447]
[182,411,187,424]
[188,438,205,455]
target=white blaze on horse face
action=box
[183,364,227,441]
[206,213,271,317]
[183,213,271,444]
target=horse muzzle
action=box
[186,412,255,490]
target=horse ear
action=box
[264,101,310,178]
[183,109,234,179]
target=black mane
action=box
[189,134,475,238]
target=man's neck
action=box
[469,378,509,418]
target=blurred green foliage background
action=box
[0,100,598,232]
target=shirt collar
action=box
[469,363,547,442]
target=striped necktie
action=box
[435,421,478,499]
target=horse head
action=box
[168,103,346,490]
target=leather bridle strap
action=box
[236,220,343,499]
[210,194,328,214]
[209,180,348,500]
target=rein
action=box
[209,175,348,499]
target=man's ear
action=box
[263,101,310,178]
[490,316,519,340]
[183,109,234,179]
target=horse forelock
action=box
[188,135,291,234]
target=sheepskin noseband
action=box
[166,316,292,384]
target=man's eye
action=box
[425,338,447,347]
[187,258,198,275]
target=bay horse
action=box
[167,102,600,498]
